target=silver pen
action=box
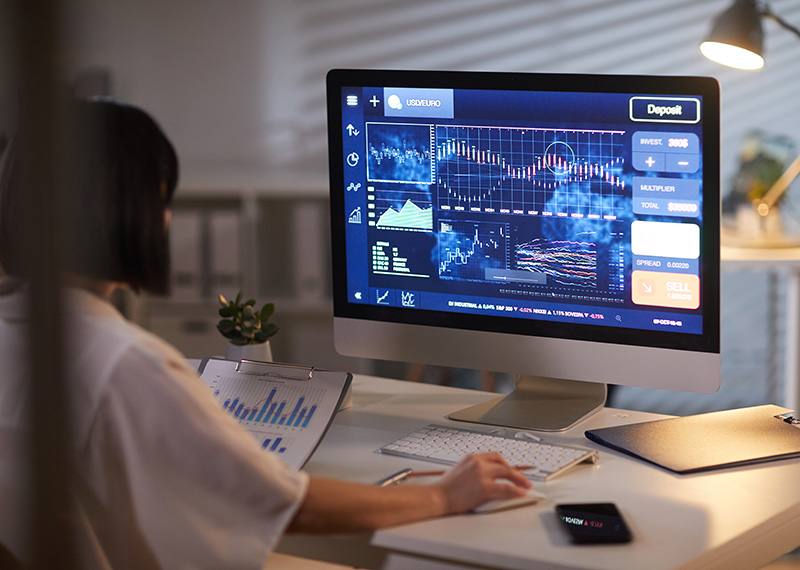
[376,468,413,487]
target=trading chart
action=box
[369,184,433,231]
[363,122,629,300]
[515,235,598,288]
[438,220,507,281]
[366,122,434,184]
[436,125,625,218]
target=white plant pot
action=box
[225,340,273,363]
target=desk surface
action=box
[277,375,800,570]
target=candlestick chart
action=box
[438,220,507,281]
[366,122,434,184]
[436,125,625,217]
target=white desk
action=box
[277,374,800,570]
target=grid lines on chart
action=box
[436,125,625,219]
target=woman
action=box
[0,99,530,569]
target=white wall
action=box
[52,0,800,193]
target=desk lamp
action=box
[701,0,800,245]
[700,0,800,70]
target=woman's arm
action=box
[287,453,531,533]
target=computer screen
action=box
[327,69,720,431]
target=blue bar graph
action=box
[254,389,277,422]
[204,364,338,469]
[261,437,287,455]
[302,405,317,428]
[215,379,323,431]
[270,402,286,424]
[287,397,304,426]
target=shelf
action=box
[177,164,329,199]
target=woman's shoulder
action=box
[66,291,201,400]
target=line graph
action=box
[369,184,433,231]
[515,236,597,288]
[436,125,624,218]
[438,220,508,281]
[376,200,432,230]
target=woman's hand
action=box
[436,453,532,514]
[290,452,533,533]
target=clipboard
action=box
[198,357,352,469]
[585,404,800,474]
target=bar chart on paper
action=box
[200,359,351,468]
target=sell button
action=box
[632,271,700,309]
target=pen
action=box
[377,465,533,486]
[376,468,413,487]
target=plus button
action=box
[369,96,380,107]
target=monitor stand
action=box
[447,375,607,432]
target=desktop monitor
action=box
[326,69,720,431]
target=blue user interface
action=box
[337,85,708,335]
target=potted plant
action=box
[217,291,278,362]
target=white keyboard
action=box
[379,424,598,481]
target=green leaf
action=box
[217,322,243,341]
[259,303,275,321]
[216,289,279,342]
[217,319,237,333]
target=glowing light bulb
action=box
[700,41,764,70]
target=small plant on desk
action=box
[217,291,278,346]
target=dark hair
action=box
[0,98,178,294]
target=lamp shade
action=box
[700,0,765,70]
